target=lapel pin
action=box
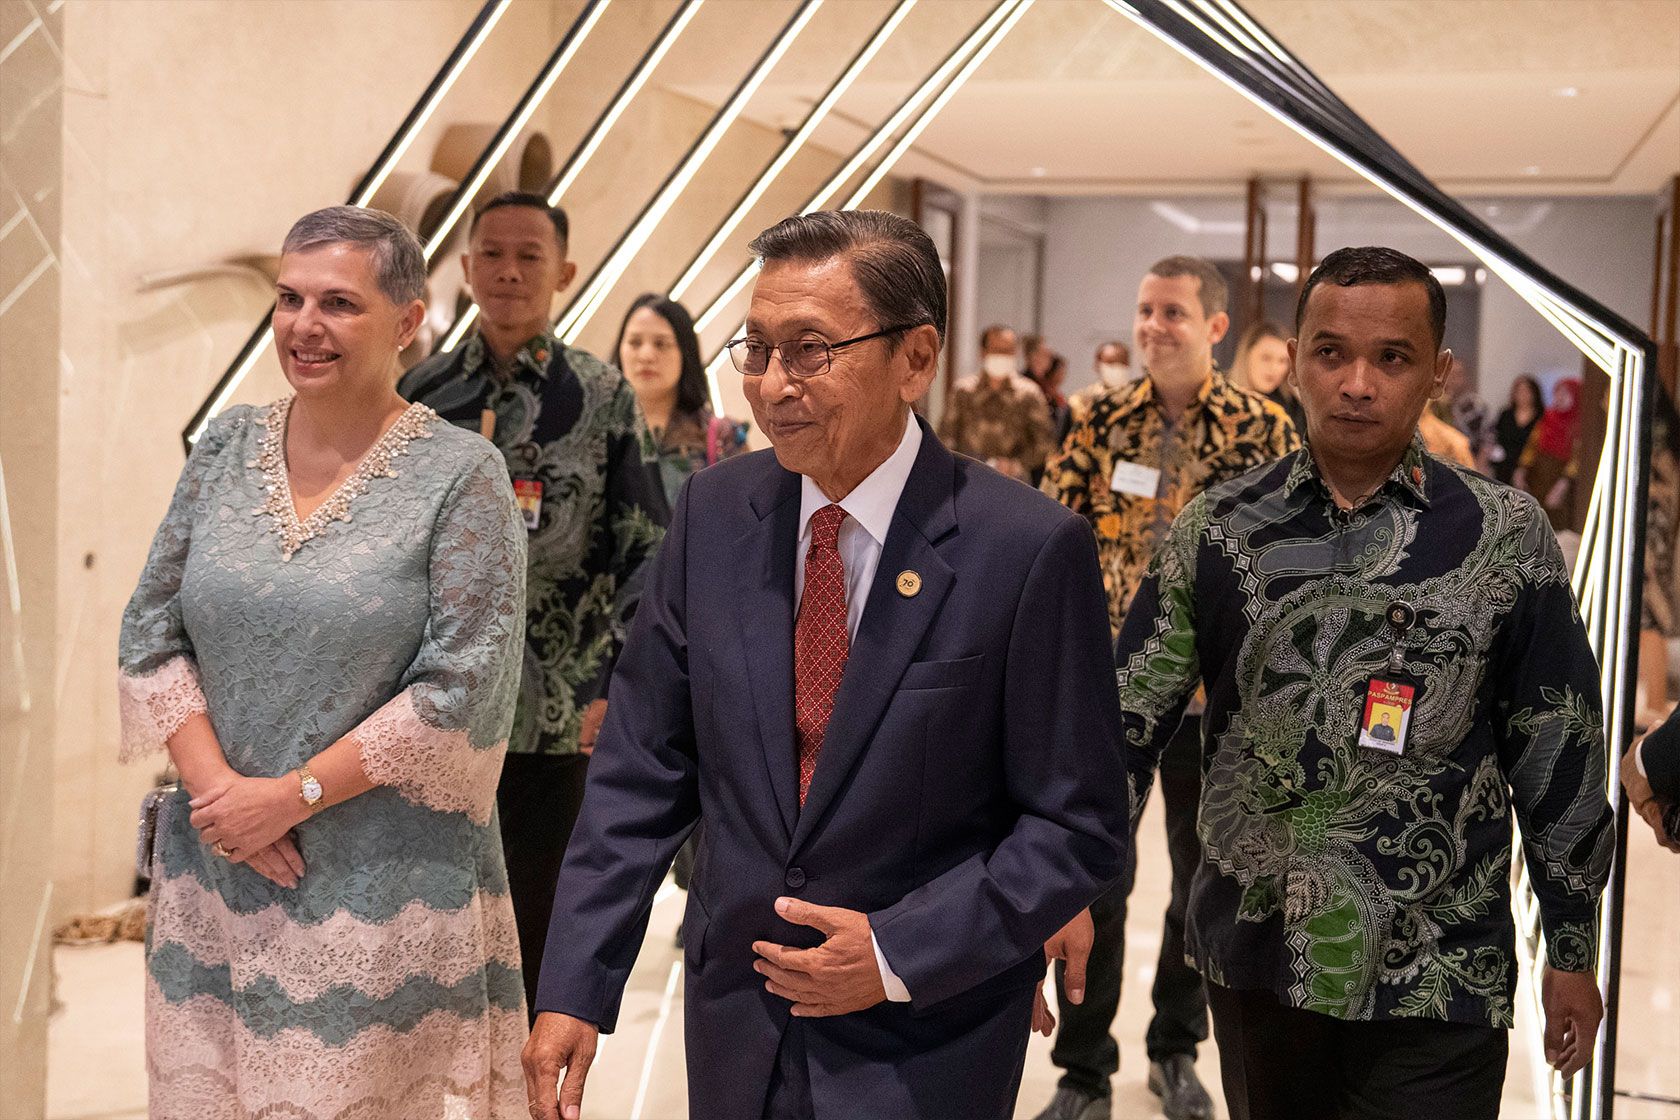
[896,570,922,598]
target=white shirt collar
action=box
[798,413,922,547]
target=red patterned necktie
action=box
[795,503,850,805]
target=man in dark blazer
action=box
[1625,711,1680,852]
[522,209,1129,1120]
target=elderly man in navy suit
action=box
[522,209,1129,1120]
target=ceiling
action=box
[660,0,1680,195]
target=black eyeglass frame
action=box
[725,323,925,379]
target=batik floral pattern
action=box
[399,331,666,756]
[1117,438,1614,1026]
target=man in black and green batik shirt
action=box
[400,193,667,1021]
[1113,246,1613,1119]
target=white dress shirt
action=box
[792,412,921,1002]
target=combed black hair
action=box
[1295,246,1447,349]
[471,191,568,250]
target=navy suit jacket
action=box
[536,418,1129,1119]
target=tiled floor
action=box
[47,787,1680,1120]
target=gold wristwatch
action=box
[298,765,324,814]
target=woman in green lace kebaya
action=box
[119,207,527,1118]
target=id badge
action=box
[1110,459,1163,498]
[1358,675,1417,755]
[513,478,542,531]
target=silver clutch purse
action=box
[136,776,180,881]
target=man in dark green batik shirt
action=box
[1113,247,1613,1119]
[399,192,667,1019]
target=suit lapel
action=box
[734,468,803,841]
[791,422,959,854]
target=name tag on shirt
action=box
[513,478,542,531]
[1358,676,1415,755]
[1110,460,1163,498]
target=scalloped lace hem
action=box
[355,689,505,824]
[149,872,520,1001]
[118,656,207,763]
[146,979,526,1119]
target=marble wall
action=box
[1,1,63,1111]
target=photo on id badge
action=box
[1359,677,1414,755]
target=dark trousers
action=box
[1050,721,1207,1096]
[1206,982,1507,1120]
[497,750,591,1024]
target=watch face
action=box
[301,777,323,803]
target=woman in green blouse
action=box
[615,293,749,506]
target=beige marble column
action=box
[0,0,63,1114]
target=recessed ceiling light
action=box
[1553,86,1579,97]
[1475,268,1488,284]
[1523,166,1541,176]
[1030,166,1047,177]
[1486,205,1501,216]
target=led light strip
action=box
[438,0,709,355]
[553,0,828,343]
[351,1,514,206]
[843,0,1036,207]
[423,0,612,258]
[1099,5,1652,1118]
[668,0,920,304]
[1103,0,1632,372]
[691,0,1029,341]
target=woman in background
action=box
[1517,376,1582,529]
[1022,333,1073,451]
[614,292,747,921]
[615,292,748,507]
[1230,320,1306,432]
[1492,374,1543,485]
[119,206,527,1118]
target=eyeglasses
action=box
[725,324,921,379]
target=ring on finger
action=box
[213,842,232,859]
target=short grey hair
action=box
[281,205,426,306]
[747,210,946,349]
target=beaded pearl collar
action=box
[253,395,436,561]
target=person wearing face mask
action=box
[1231,320,1306,433]
[398,192,669,1021]
[615,292,750,507]
[1069,341,1134,425]
[1037,257,1298,1120]
[1094,341,1132,389]
[938,324,1054,481]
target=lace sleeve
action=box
[115,411,246,761]
[355,451,527,823]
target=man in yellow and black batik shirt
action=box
[1034,256,1296,1120]
[1116,247,1612,1119]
